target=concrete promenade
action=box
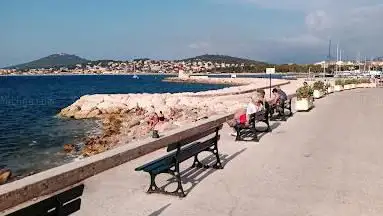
[75,88,383,216]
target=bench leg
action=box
[251,128,259,141]
[55,197,64,216]
[235,126,242,141]
[263,119,272,132]
[212,142,223,169]
[147,170,186,198]
[147,172,159,194]
[192,155,209,169]
[171,166,186,197]
[288,107,293,117]
[191,148,223,169]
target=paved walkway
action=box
[75,88,383,216]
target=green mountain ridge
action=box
[5,54,89,70]
[181,54,269,65]
[4,54,269,70]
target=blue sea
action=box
[0,74,230,176]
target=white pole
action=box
[340,49,342,72]
[336,44,339,73]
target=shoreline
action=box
[0,73,178,77]
[0,72,296,77]
[57,77,297,157]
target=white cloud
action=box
[233,0,383,61]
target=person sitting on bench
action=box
[256,89,266,103]
[270,88,287,117]
[228,96,264,136]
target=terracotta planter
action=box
[334,85,343,92]
[313,89,325,99]
[295,97,314,111]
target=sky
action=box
[1,0,383,67]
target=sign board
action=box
[266,68,275,74]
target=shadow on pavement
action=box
[148,203,171,216]
[157,148,247,196]
[257,122,281,140]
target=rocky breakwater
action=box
[58,78,290,156]
[165,77,259,85]
[0,169,12,185]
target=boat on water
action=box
[230,74,237,78]
[132,74,139,79]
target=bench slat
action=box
[136,135,220,175]
[140,156,175,173]
[46,198,82,216]
[167,125,222,152]
[135,150,178,171]
[6,184,84,216]
[135,125,223,172]
[178,135,220,162]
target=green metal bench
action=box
[235,101,271,142]
[270,98,293,121]
[135,125,223,197]
[6,184,84,216]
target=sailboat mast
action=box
[336,44,339,74]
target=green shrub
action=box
[335,79,344,86]
[344,79,353,85]
[296,85,313,100]
[313,81,325,92]
[359,78,370,84]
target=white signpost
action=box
[266,68,276,97]
[266,68,276,74]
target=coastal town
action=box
[1,54,383,76]
[0,59,247,75]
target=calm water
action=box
[0,75,227,175]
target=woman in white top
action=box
[246,96,264,123]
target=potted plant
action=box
[349,78,357,89]
[334,79,344,92]
[326,83,334,94]
[343,79,352,90]
[312,81,325,98]
[295,85,314,111]
[356,78,369,88]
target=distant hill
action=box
[6,53,89,69]
[181,54,268,65]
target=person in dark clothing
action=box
[277,88,288,101]
[158,111,165,122]
[270,88,287,119]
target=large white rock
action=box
[165,97,180,107]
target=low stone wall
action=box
[0,114,233,213]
